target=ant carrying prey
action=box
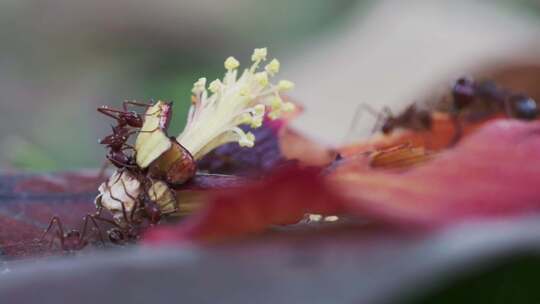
[98,100,173,169]
[94,170,178,245]
[41,171,178,251]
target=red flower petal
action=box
[331,119,540,226]
[339,112,502,157]
[144,166,345,244]
[145,119,540,245]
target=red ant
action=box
[97,100,156,169]
[40,214,105,252]
[98,100,174,169]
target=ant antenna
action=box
[342,103,384,143]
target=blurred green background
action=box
[0,0,362,170]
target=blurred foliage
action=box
[0,0,364,170]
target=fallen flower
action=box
[144,119,540,244]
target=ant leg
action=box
[372,106,392,134]
[123,100,154,111]
[97,107,123,120]
[41,216,65,250]
[448,113,463,147]
[119,176,141,224]
[119,141,136,151]
[343,104,369,142]
[81,214,105,245]
[129,125,162,134]
[106,155,139,169]
[92,207,122,228]
[104,175,132,223]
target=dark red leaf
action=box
[0,173,101,258]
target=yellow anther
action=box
[251,48,267,62]
[282,102,295,112]
[191,77,207,94]
[254,72,269,86]
[265,59,280,76]
[268,110,281,120]
[224,56,240,71]
[239,86,250,97]
[253,104,266,116]
[239,132,256,147]
[209,79,222,94]
[270,96,282,110]
[278,80,295,91]
[237,113,253,125]
[250,116,263,128]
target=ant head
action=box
[452,76,475,110]
[381,121,393,135]
[418,111,432,129]
[99,134,115,145]
[510,94,538,120]
[122,112,144,128]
